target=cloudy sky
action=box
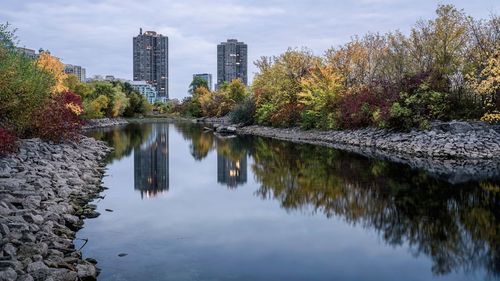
[1,0,498,99]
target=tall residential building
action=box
[133,28,169,99]
[193,73,213,91]
[217,39,248,88]
[64,64,86,82]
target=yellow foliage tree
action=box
[36,51,68,94]
[299,62,345,129]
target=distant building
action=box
[16,47,38,59]
[217,39,247,88]
[86,75,129,83]
[133,28,169,99]
[193,73,213,90]
[64,64,86,82]
[130,80,159,104]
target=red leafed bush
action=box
[339,83,398,128]
[33,91,84,143]
[0,127,18,155]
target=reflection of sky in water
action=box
[79,122,499,281]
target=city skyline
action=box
[1,0,498,99]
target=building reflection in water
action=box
[134,124,169,199]
[217,153,247,188]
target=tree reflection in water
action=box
[92,123,500,278]
[251,138,500,278]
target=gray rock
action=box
[26,261,48,273]
[76,263,96,280]
[15,274,34,281]
[0,267,17,281]
[2,243,16,257]
[62,214,79,226]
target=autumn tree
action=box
[36,51,68,93]
[253,48,319,126]
[299,62,345,129]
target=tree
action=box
[252,48,319,126]
[0,26,54,134]
[0,22,16,50]
[220,78,248,103]
[64,74,91,99]
[36,51,68,93]
[189,76,209,95]
[299,62,345,129]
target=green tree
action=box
[0,25,54,134]
[189,76,209,95]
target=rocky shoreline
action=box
[82,118,128,130]
[203,119,500,183]
[0,136,111,281]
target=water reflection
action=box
[90,122,500,279]
[250,138,500,279]
[134,124,169,198]
[216,139,248,188]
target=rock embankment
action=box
[82,118,128,130]
[238,121,500,159]
[0,137,111,281]
[237,121,500,183]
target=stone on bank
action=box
[0,136,112,281]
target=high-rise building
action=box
[217,39,247,88]
[133,28,169,99]
[64,64,86,82]
[193,73,213,91]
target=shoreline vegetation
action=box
[169,4,499,132]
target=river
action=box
[79,121,500,281]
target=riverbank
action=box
[0,136,111,281]
[197,119,500,183]
[82,118,129,130]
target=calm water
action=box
[80,121,500,281]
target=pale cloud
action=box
[0,0,498,99]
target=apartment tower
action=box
[133,28,169,99]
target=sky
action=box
[0,0,498,100]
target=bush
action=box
[0,127,18,155]
[339,84,398,129]
[481,112,500,124]
[83,95,109,119]
[0,47,54,135]
[253,49,319,127]
[298,63,345,129]
[229,98,256,125]
[123,92,150,117]
[389,84,450,130]
[33,91,84,142]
